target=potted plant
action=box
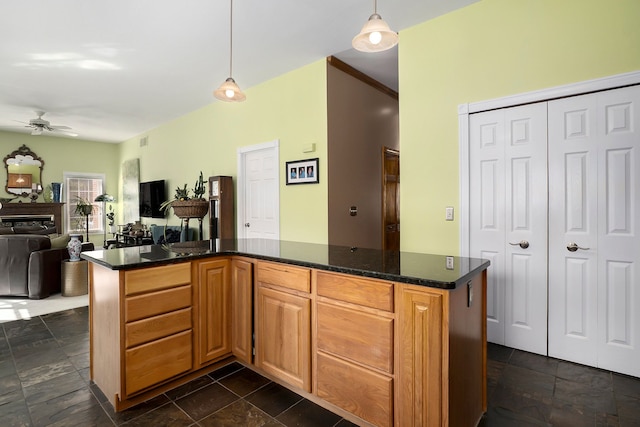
[73,196,95,243]
[74,196,95,217]
[161,172,208,219]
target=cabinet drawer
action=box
[317,302,393,373]
[125,330,192,396]
[125,263,191,295]
[126,307,192,348]
[316,352,393,427]
[317,271,393,312]
[125,285,192,322]
[257,262,310,293]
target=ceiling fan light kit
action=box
[214,0,246,102]
[352,0,398,53]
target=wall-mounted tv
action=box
[139,180,166,218]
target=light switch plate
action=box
[445,206,454,221]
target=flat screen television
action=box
[139,180,166,218]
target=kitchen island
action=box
[82,239,489,426]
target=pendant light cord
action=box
[229,0,234,77]
[374,0,377,14]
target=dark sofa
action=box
[0,234,94,299]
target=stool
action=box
[61,259,89,296]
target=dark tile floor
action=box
[0,307,638,426]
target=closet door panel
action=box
[470,111,506,345]
[503,104,548,355]
[548,94,599,366]
[596,85,640,377]
[470,103,547,354]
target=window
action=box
[64,172,106,234]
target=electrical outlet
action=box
[446,256,454,270]
[445,206,454,221]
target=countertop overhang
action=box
[81,239,489,290]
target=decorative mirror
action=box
[3,144,44,197]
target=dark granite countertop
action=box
[81,239,489,290]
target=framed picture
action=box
[286,158,319,185]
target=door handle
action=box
[509,240,529,249]
[244,223,250,227]
[567,242,589,252]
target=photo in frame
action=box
[286,158,319,185]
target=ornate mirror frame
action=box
[3,144,45,197]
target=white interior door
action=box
[470,103,548,354]
[595,86,640,377]
[549,85,640,377]
[237,141,280,239]
[548,93,599,366]
[470,109,506,345]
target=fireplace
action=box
[0,203,65,234]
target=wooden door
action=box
[196,259,231,365]
[382,147,400,251]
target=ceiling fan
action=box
[15,111,78,136]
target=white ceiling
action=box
[0,0,476,143]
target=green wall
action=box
[5,0,638,252]
[120,60,328,242]
[0,131,119,245]
[399,0,640,254]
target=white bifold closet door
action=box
[548,85,640,377]
[469,103,548,355]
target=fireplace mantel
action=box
[0,202,65,234]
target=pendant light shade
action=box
[352,1,398,53]
[214,0,246,102]
[214,77,246,102]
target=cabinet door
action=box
[231,258,253,364]
[255,286,311,392]
[197,259,231,365]
[397,287,444,427]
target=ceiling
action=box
[0,0,477,143]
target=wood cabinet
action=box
[89,254,487,424]
[90,260,234,411]
[255,261,312,392]
[231,257,253,364]
[396,271,487,426]
[195,258,232,365]
[122,263,193,398]
[315,271,395,427]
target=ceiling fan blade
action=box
[53,129,78,137]
[13,120,30,125]
[51,125,72,130]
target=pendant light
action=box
[352,0,398,53]
[214,0,246,102]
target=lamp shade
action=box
[352,13,398,53]
[94,194,115,202]
[214,77,246,102]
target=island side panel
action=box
[448,270,487,426]
[89,263,123,408]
